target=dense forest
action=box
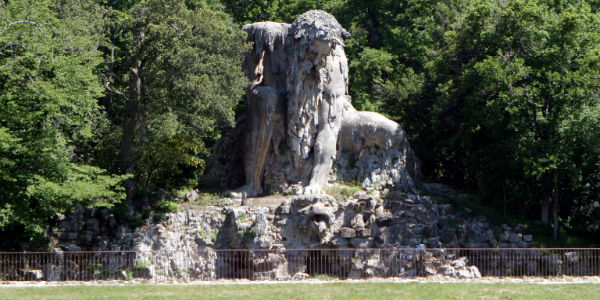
[1,0,599,249]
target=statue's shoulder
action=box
[242,22,290,36]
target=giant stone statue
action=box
[226,10,420,197]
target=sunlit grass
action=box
[1,282,599,300]
[323,181,363,199]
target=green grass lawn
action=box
[1,282,599,300]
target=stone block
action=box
[84,218,100,233]
[425,237,440,247]
[351,214,365,229]
[438,265,455,276]
[78,231,94,244]
[350,238,370,248]
[499,231,511,242]
[42,264,62,281]
[61,243,81,251]
[340,227,356,238]
[278,205,290,214]
[21,269,43,281]
[358,228,371,237]
[509,233,523,243]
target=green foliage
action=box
[323,182,362,198]
[153,212,166,222]
[155,200,179,213]
[237,228,256,243]
[196,192,224,206]
[98,0,250,195]
[134,255,155,270]
[110,203,132,224]
[0,0,126,247]
[421,0,600,237]
[211,230,218,243]
[220,0,345,24]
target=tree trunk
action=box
[120,60,142,203]
[475,174,486,196]
[366,8,381,48]
[138,70,148,199]
[100,45,115,111]
[541,198,550,223]
[502,179,507,217]
[552,177,559,240]
[540,172,551,223]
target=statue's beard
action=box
[287,72,324,167]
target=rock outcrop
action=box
[54,190,533,280]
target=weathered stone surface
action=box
[185,189,199,202]
[84,218,99,233]
[54,189,535,280]
[350,238,371,248]
[21,269,43,281]
[509,233,523,244]
[292,272,310,280]
[358,228,372,238]
[61,243,81,251]
[340,227,356,238]
[42,264,62,281]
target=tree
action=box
[0,0,126,248]
[423,0,600,238]
[102,0,249,202]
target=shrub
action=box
[155,200,179,213]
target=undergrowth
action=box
[323,181,363,199]
[435,193,598,247]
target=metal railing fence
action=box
[1,248,599,281]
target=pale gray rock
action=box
[292,272,310,280]
[340,227,356,238]
[42,264,62,281]
[185,189,199,202]
[53,190,535,280]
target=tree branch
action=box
[3,20,39,31]
[105,82,129,101]
[0,42,25,49]
[169,23,183,36]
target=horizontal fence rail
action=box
[0,248,599,281]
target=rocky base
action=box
[53,189,533,280]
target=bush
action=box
[155,200,179,213]
[111,203,132,224]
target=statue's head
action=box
[289,10,350,54]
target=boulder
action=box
[185,189,199,202]
[21,269,43,281]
